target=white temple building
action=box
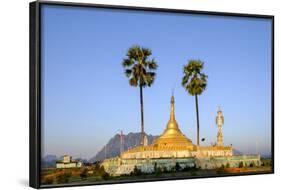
[101,96,260,176]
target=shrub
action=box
[154,163,157,173]
[93,162,101,174]
[190,171,197,176]
[101,172,110,180]
[155,167,162,177]
[216,164,226,174]
[239,162,244,168]
[182,166,190,172]
[175,162,181,172]
[80,168,88,180]
[183,165,195,172]
[163,166,168,173]
[42,177,54,185]
[133,166,142,176]
[56,172,72,184]
[99,166,105,172]
[226,163,230,168]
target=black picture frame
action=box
[29,1,274,188]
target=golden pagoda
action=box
[152,95,194,150]
[119,95,195,159]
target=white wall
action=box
[0,0,279,190]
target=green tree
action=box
[155,167,162,177]
[93,162,101,174]
[101,172,110,180]
[182,60,207,146]
[97,165,110,180]
[56,172,72,184]
[226,162,230,168]
[42,177,54,185]
[122,45,158,145]
[175,162,181,172]
[132,165,142,176]
[80,168,88,180]
[163,166,168,173]
[154,162,158,173]
[239,162,244,168]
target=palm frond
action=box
[181,75,189,87]
[182,59,208,96]
[122,58,134,67]
[145,72,156,87]
[146,59,158,70]
[129,76,138,87]
[122,45,158,88]
[125,69,132,78]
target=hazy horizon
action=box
[42,131,272,161]
[41,5,272,159]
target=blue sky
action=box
[41,5,272,159]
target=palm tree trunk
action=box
[195,94,200,146]
[140,85,144,145]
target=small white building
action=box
[56,155,82,169]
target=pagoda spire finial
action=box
[170,94,175,121]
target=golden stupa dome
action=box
[152,95,194,149]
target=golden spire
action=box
[170,95,175,121]
[167,95,179,130]
[152,95,194,149]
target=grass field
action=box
[41,165,272,186]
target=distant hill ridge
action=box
[233,149,243,155]
[90,132,158,162]
[41,155,58,168]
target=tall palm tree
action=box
[122,45,158,146]
[181,60,207,146]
